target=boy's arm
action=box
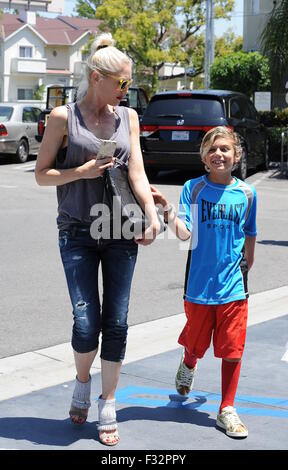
[150,185,191,241]
[164,206,191,241]
[245,235,256,271]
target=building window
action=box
[18,89,33,100]
[19,46,32,58]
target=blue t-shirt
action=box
[178,175,257,305]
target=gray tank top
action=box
[56,102,130,229]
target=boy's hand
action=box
[150,185,170,214]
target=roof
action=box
[153,90,246,98]
[1,13,100,45]
[46,68,72,75]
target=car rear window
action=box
[0,107,13,122]
[144,96,225,122]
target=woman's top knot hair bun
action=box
[78,31,131,100]
[91,33,115,55]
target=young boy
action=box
[151,126,257,438]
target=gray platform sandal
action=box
[69,375,91,425]
[97,395,119,446]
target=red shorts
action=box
[178,300,248,359]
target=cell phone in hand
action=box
[96,140,117,161]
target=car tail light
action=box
[0,124,8,137]
[140,125,158,137]
[38,119,45,136]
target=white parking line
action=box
[247,172,269,187]
[13,162,36,172]
[0,185,17,189]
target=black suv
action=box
[120,87,149,119]
[140,90,269,180]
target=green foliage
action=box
[33,84,45,101]
[261,0,288,92]
[76,0,235,93]
[215,29,242,58]
[210,51,271,97]
[259,108,288,162]
[259,108,288,127]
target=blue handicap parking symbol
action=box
[115,386,288,419]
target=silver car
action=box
[0,102,44,163]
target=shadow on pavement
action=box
[0,397,215,447]
[117,406,214,428]
[0,417,99,447]
[257,240,288,247]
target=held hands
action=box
[150,185,170,214]
[80,157,115,179]
[134,220,161,246]
[135,184,168,245]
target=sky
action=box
[62,0,244,38]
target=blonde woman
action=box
[35,33,159,446]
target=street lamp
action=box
[204,0,214,88]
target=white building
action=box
[0,11,100,102]
[243,0,281,52]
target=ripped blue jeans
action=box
[58,226,138,362]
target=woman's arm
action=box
[35,106,113,186]
[244,235,256,271]
[127,108,160,245]
[150,185,191,241]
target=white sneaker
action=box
[175,353,197,396]
[216,406,248,438]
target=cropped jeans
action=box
[58,226,138,362]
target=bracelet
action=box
[164,205,173,223]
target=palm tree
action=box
[261,0,288,92]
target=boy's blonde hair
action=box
[77,33,132,99]
[200,126,242,167]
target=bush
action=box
[210,51,271,97]
[259,108,288,127]
[259,108,288,161]
[33,84,45,101]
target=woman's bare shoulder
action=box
[49,105,69,121]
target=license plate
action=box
[172,130,189,141]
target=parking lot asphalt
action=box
[0,287,287,456]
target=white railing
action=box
[11,57,47,74]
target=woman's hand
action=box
[134,220,161,246]
[80,157,115,179]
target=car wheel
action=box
[15,139,29,163]
[234,146,247,180]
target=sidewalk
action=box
[0,286,287,450]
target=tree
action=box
[215,29,242,58]
[33,84,45,101]
[76,0,235,93]
[179,29,242,89]
[261,0,288,92]
[210,51,271,97]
